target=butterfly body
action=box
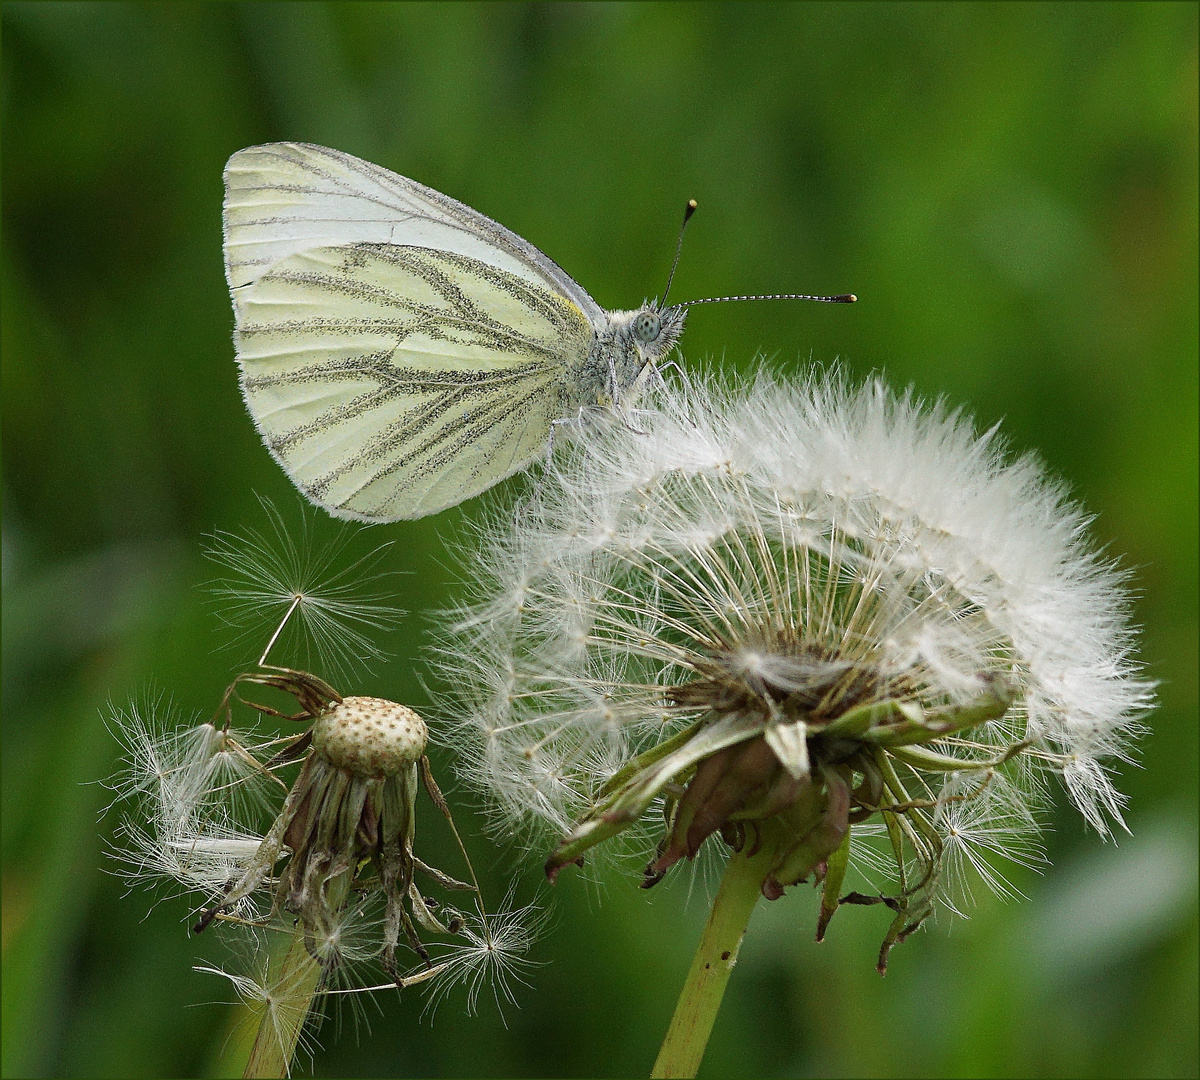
[224,143,685,521]
[565,301,687,410]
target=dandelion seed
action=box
[197,956,323,1074]
[417,899,548,1020]
[107,697,276,830]
[205,497,404,681]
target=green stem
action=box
[651,842,775,1079]
[242,926,322,1079]
[240,870,353,1078]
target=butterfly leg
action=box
[546,406,595,458]
[529,413,584,502]
[618,411,651,437]
[606,352,621,405]
[546,416,573,461]
[651,358,686,384]
[633,359,699,431]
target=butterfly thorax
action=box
[565,302,686,411]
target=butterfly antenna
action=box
[661,199,699,306]
[679,291,857,306]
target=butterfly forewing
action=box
[235,243,594,520]
[223,143,603,322]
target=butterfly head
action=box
[629,300,687,362]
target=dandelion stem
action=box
[242,926,322,1079]
[650,841,777,1079]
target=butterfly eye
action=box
[633,311,661,343]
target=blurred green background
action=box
[3,2,1196,1077]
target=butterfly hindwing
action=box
[234,243,595,520]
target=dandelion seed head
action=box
[441,368,1153,926]
[108,505,541,1058]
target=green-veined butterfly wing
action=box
[224,143,604,321]
[236,243,594,520]
[223,143,602,521]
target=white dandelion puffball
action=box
[443,368,1153,910]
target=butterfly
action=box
[223,143,689,521]
[223,143,854,521]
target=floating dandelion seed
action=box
[205,497,404,682]
[441,367,1153,994]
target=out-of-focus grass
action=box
[3,3,1195,1077]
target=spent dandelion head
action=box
[441,367,1154,971]
[108,518,538,1074]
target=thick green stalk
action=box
[650,842,777,1079]
[240,870,354,1078]
[242,926,322,1079]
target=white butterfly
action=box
[222,143,689,522]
